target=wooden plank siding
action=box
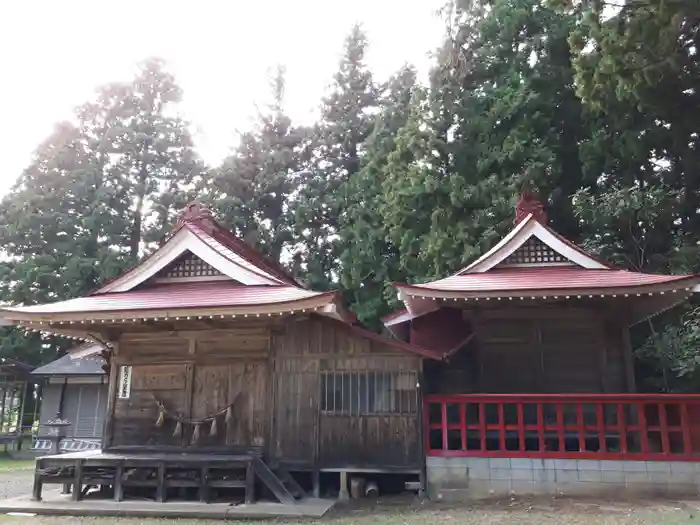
[272,317,422,470]
[106,316,422,471]
[425,306,629,396]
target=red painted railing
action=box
[424,394,700,461]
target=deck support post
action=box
[312,469,320,498]
[245,461,255,504]
[338,470,349,501]
[32,462,43,502]
[156,462,166,503]
[71,460,83,501]
[113,463,124,502]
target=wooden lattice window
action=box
[320,371,417,415]
[159,253,223,279]
[500,237,569,266]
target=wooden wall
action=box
[426,306,630,395]
[111,328,271,449]
[271,317,423,470]
[107,316,423,471]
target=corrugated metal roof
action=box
[7,282,334,314]
[32,344,104,376]
[401,267,698,293]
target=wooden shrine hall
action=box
[0,202,436,508]
[3,194,700,508]
[383,193,700,499]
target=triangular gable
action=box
[458,214,610,274]
[496,236,573,268]
[95,225,284,294]
[150,252,231,284]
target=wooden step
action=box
[251,457,296,505]
[275,467,306,499]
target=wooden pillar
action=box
[621,324,637,393]
[102,344,119,450]
[417,365,427,498]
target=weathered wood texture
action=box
[191,362,268,447]
[427,306,628,395]
[109,318,421,470]
[271,317,422,470]
[112,328,271,449]
[113,364,187,446]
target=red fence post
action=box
[659,403,670,455]
[441,402,448,452]
[681,401,692,457]
[537,403,545,453]
[459,402,467,451]
[479,402,486,452]
[617,403,627,454]
[556,404,565,453]
[576,403,585,452]
[517,403,525,452]
[596,403,606,453]
[637,402,649,454]
[498,403,506,452]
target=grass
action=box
[1,497,700,524]
[0,458,34,472]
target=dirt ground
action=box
[0,461,698,524]
[0,495,700,524]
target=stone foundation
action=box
[427,456,700,501]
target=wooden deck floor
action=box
[0,489,335,519]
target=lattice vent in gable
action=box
[157,252,224,279]
[499,237,571,266]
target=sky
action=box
[0,1,447,196]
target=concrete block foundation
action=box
[427,456,700,501]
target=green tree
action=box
[0,58,201,364]
[569,0,700,389]
[340,65,418,325]
[209,66,309,264]
[292,24,379,289]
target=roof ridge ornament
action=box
[177,201,216,233]
[515,191,547,225]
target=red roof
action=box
[196,221,299,286]
[8,282,334,315]
[398,267,699,295]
